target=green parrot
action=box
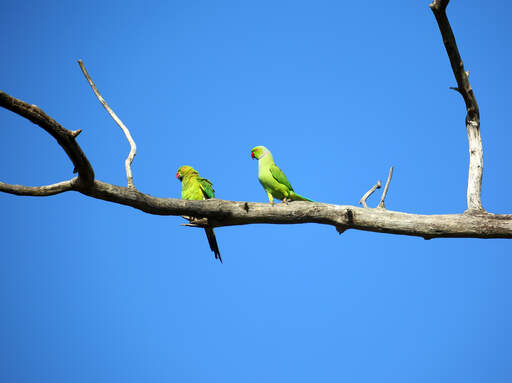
[250,145,313,204]
[176,165,222,263]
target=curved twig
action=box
[78,59,137,189]
[360,180,381,208]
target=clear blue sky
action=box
[1,1,511,382]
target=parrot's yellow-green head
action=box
[250,146,270,160]
[176,165,198,181]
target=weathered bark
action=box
[1,1,510,240]
[78,59,137,189]
[2,176,510,238]
[430,0,483,212]
[0,92,94,186]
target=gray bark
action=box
[1,1,510,240]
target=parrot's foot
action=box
[281,198,289,205]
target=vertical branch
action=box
[378,167,393,209]
[78,60,137,189]
[430,0,484,213]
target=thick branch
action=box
[430,0,483,212]
[0,91,94,185]
[2,178,509,238]
[78,60,137,189]
[0,87,510,239]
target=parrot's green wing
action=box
[198,177,215,199]
[269,164,294,191]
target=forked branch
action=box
[0,91,94,186]
[0,1,510,241]
[0,89,511,238]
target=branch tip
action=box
[71,129,82,138]
[429,0,448,12]
[181,223,204,228]
[336,226,347,235]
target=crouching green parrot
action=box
[176,165,222,263]
[250,146,313,204]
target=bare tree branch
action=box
[1,2,510,243]
[430,0,483,213]
[360,181,381,208]
[0,179,75,196]
[78,181,512,238]
[378,167,394,209]
[1,173,510,238]
[0,91,94,186]
[78,59,137,189]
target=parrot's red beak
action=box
[176,171,180,179]
[251,151,255,159]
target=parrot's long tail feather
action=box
[290,192,314,202]
[204,227,222,263]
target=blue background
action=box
[1,1,511,382]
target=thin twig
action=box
[359,180,382,208]
[77,59,137,189]
[181,217,210,228]
[378,167,394,209]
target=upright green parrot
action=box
[176,165,222,263]
[250,146,313,204]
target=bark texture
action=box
[430,0,483,212]
[1,1,510,240]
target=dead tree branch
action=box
[360,181,381,208]
[0,179,75,196]
[0,91,94,186]
[1,1,510,241]
[78,59,137,189]
[378,167,394,209]
[430,0,483,213]
[1,175,510,238]
[0,89,510,239]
